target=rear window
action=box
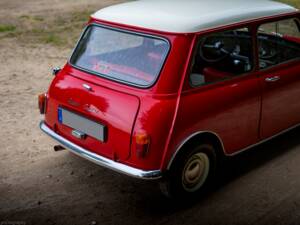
[70,25,170,87]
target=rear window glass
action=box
[70,25,170,87]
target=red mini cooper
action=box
[39,0,300,198]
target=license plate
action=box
[58,108,106,142]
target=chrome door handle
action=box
[265,76,280,82]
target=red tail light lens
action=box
[38,93,47,114]
[135,133,150,158]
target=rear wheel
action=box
[160,144,217,199]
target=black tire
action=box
[160,144,217,199]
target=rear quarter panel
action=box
[162,72,262,170]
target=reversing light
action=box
[38,93,47,114]
[136,133,150,158]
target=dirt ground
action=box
[1,1,300,225]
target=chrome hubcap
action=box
[182,152,210,192]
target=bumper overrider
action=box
[39,121,162,179]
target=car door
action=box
[171,26,262,155]
[258,17,300,139]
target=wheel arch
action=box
[167,131,226,170]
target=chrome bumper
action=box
[39,121,162,180]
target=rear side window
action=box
[257,18,300,70]
[190,27,253,87]
[70,25,170,87]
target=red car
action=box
[39,0,300,198]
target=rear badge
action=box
[83,104,100,114]
[67,98,80,107]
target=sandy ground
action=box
[1,1,300,225]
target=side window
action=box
[258,18,300,70]
[190,27,253,87]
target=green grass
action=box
[19,15,44,21]
[0,25,16,33]
[43,34,64,45]
[37,10,93,47]
[2,9,93,47]
[277,0,300,8]
[0,1,298,47]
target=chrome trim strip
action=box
[227,123,300,156]
[39,121,162,180]
[167,123,300,169]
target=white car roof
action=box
[92,0,298,33]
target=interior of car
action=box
[190,29,253,86]
[258,18,300,69]
[190,18,300,87]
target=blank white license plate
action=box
[58,108,106,142]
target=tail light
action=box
[38,93,47,114]
[135,133,150,158]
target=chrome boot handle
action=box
[265,76,280,82]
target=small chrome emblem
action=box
[83,104,100,114]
